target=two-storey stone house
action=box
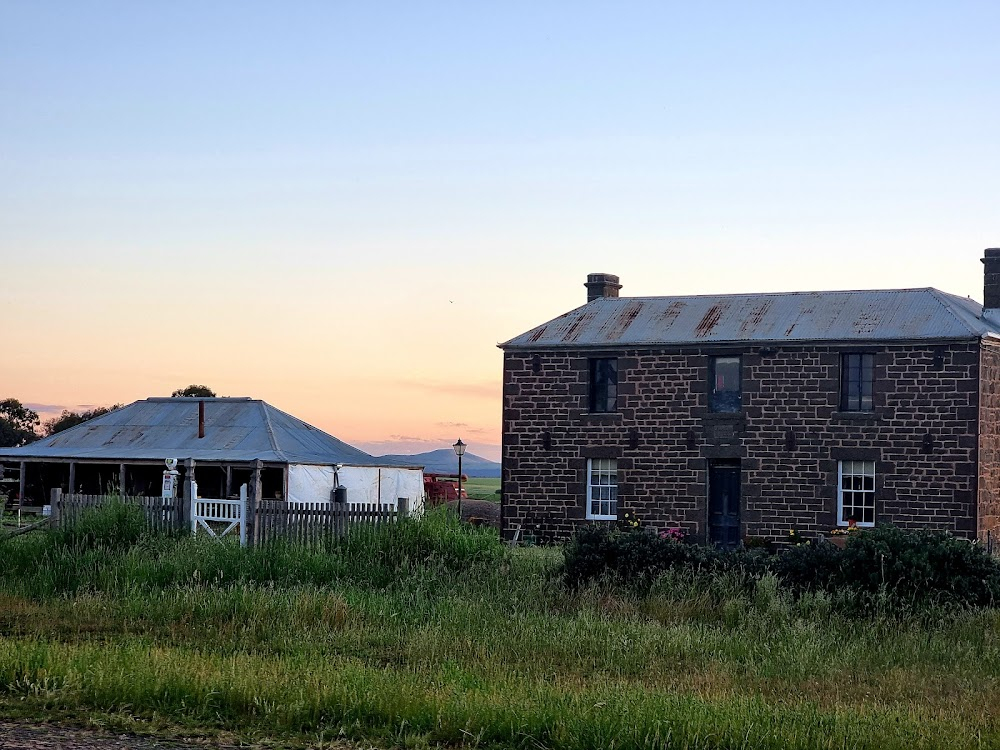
[499,250,1000,547]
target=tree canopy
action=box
[0,399,40,447]
[43,404,124,436]
[171,385,217,398]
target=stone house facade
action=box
[499,250,1000,547]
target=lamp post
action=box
[453,438,466,520]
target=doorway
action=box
[708,461,741,549]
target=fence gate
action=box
[190,481,247,546]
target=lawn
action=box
[463,476,500,502]
[0,505,999,749]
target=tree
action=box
[171,385,217,398]
[43,404,124,436]
[0,399,39,447]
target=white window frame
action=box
[586,458,618,520]
[837,460,876,527]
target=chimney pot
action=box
[585,273,622,303]
[982,249,1000,312]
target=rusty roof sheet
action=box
[500,288,1000,349]
[0,398,381,465]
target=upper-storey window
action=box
[589,358,618,413]
[709,356,741,413]
[840,353,874,412]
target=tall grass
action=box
[3,504,503,599]
[1,504,999,748]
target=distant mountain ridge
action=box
[376,449,500,477]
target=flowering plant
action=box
[830,518,861,536]
[658,527,685,543]
[787,528,806,545]
[618,511,641,532]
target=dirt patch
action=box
[441,499,500,529]
[0,722,366,749]
[0,722,230,750]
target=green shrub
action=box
[769,540,845,593]
[562,523,1000,611]
[562,525,733,591]
[837,525,1000,608]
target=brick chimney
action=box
[983,249,1000,314]
[585,273,622,303]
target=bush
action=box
[837,525,1000,608]
[562,525,731,591]
[770,541,845,593]
[562,523,1000,611]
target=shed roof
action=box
[0,398,379,465]
[500,288,1000,349]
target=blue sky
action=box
[2,1,998,460]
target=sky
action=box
[2,1,998,463]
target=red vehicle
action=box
[423,472,468,506]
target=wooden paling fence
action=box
[48,489,185,532]
[48,487,408,547]
[250,499,406,547]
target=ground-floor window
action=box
[838,460,875,526]
[586,458,618,520]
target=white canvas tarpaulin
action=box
[287,464,424,512]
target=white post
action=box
[239,483,248,547]
[189,480,199,536]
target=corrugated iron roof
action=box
[500,288,1000,349]
[0,398,380,465]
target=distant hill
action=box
[376,449,500,477]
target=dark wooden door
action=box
[708,464,741,549]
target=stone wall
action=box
[979,340,1000,544]
[501,341,981,543]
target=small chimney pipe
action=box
[198,400,205,439]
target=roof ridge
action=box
[258,401,284,460]
[592,287,937,303]
[145,396,255,403]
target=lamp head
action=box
[453,438,466,457]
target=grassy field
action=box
[463,476,500,502]
[0,505,999,749]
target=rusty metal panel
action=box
[0,398,381,466]
[501,288,998,348]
